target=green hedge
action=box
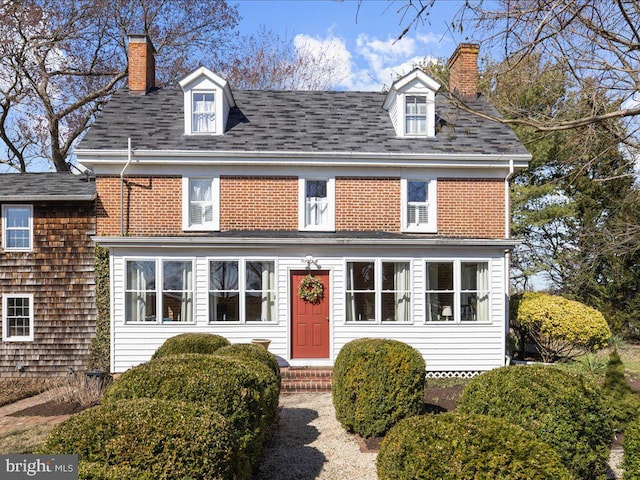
[78,462,153,480]
[377,413,574,480]
[623,416,640,479]
[103,354,278,476]
[602,349,640,432]
[332,338,425,438]
[457,365,612,480]
[42,398,236,480]
[216,343,281,383]
[151,333,229,359]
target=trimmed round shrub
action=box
[151,332,229,359]
[623,416,640,479]
[332,338,425,438]
[42,398,236,480]
[516,292,611,362]
[78,462,153,480]
[377,413,574,480]
[216,343,281,383]
[103,354,278,476]
[457,365,612,480]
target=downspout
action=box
[120,138,133,236]
[504,158,515,365]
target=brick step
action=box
[280,367,333,393]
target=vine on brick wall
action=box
[87,245,110,372]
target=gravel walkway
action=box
[253,393,377,480]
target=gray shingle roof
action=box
[0,173,96,201]
[80,88,530,156]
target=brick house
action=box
[0,173,96,376]
[77,35,531,375]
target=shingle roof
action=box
[0,173,96,201]
[80,88,530,156]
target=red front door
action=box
[291,271,330,359]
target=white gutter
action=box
[120,138,133,236]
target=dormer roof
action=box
[382,68,441,110]
[178,66,235,107]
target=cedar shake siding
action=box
[0,202,96,377]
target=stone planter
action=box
[251,339,271,350]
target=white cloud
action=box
[293,33,353,90]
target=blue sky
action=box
[234,0,469,90]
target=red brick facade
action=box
[448,43,479,99]
[96,175,505,238]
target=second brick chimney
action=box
[128,34,156,94]
[447,43,479,100]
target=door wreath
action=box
[298,274,324,304]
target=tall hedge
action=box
[516,292,611,362]
[377,413,574,480]
[602,349,640,432]
[151,332,229,359]
[623,416,640,479]
[102,354,278,477]
[42,398,236,480]
[457,365,612,480]
[332,338,425,438]
[87,245,110,372]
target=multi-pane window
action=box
[405,95,427,135]
[425,261,490,322]
[192,92,215,133]
[125,259,193,323]
[305,180,328,227]
[402,178,436,232]
[2,205,32,251]
[209,260,276,322]
[346,261,411,323]
[426,262,454,321]
[188,178,215,229]
[2,294,33,341]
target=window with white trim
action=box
[346,260,412,323]
[209,260,276,323]
[401,178,437,233]
[183,177,219,231]
[192,92,215,133]
[125,259,193,323]
[405,95,427,135]
[2,294,34,342]
[425,260,490,323]
[299,178,335,231]
[2,205,33,251]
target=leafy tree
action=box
[0,0,239,172]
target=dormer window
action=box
[405,95,427,135]
[192,92,215,133]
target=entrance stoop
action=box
[280,367,333,393]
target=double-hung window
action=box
[2,294,34,342]
[2,205,33,251]
[405,95,427,135]
[401,178,437,232]
[183,177,219,231]
[425,260,490,323]
[299,178,335,231]
[346,260,412,323]
[192,92,215,133]
[209,260,276,323]
[125,259,193,323]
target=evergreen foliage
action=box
[87,245,110,372]
[602,349,640,432]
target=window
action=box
[299,178,335,231]
[2,294,34,342]
[2,205,33,251]
[346,260,412,323]
[183,177,219,231]
[192,92,215,133]
[401,178,437,232]
[425,261,491,323]
[209,260,276,323]
[125,259,193,323]
[405,95,427,135]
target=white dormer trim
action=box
[383,68,441,138]
[179,67,235,136]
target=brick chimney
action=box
[128,34,156,93]
[447,43,479,99]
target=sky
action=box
[234,0,470,91]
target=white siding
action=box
[110,246,509,373]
